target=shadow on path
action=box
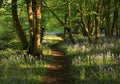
[42,43,72,84]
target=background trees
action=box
[0,0,120,57]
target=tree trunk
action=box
[32,0,42,58]
[112,1,119,36]
[63,14,67,40]
[95,0,101,43]
[78,4,93,43]
[12,0,28,49]
[104,0,112,36]
[67,0,75,43]
[26,0,34,55]
[26,0,42,59]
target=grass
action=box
[0,45,47,84]
[0,57,45,84]
[0,34,62,84]
[59,35,120,84]
[0,32,120,84]
[0,50,46,84]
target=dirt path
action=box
[41,43,72,84]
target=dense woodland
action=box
[0,0,120,84]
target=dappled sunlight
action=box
[0,56,47,84]
[42,42,72,84]
[43,34,63,42]
[59,36,120,83]
[0,0,120,83]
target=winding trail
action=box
[42,43,72,84]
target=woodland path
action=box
[41,42,73,84]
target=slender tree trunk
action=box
[26,0,34,55]
[78,4,93,43]
[104,0,112,36]
[32,0,42,58]
[27,0,34,41]
[95,0,101,43]
[12,0,28,49]
[112,1,119,36]
[64,14,67,40]
[116,1,120,36]
[87,16,93,35]
[67,0,75,43]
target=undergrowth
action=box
[59,35,120,84]
[0,34,62,84]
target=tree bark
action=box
[26,0,43,59]
[12,0,28,49]
[66,0,75,43]
[26,0,34,55]
[32,0,42,58]
[112,1,119,36]
[104,0,112,36]
[95,0,101,43]
[78,4,93,43]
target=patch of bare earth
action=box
[42,43,73,84]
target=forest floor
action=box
[41,41,73,84]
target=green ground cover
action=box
[0,33,120,84]
[59,35,120,84]
[0,34,61,84]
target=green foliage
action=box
[0,15,18,49]
[0,8,6,13]
[42,0,67,32]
